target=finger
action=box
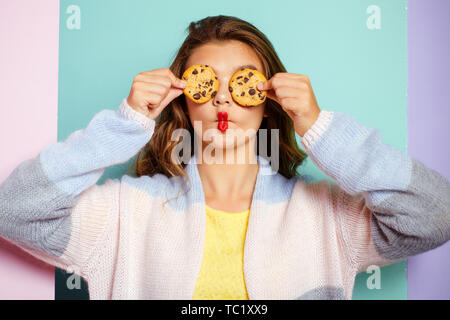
[135,82,168,96]
[167,88,184,101]
[257,78,273,91]
[265,89,278,102]
[144,93,163,107]
[160,88,184,107]
[155,68,187,90]
[257,75,288,91]
[261,85,298,104]
[135,74,172,87]
[279,97,299,111]
[262,89,283,107]
[139,69,187,90]
[273,87,301,99]
[258,71,310,89]
[277,72,309,80]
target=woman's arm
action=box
[260,72,450,272]
[301,110,450,272]
[0,98,155,275]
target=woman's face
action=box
[184,40,267,150]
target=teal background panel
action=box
[58,0,408,299]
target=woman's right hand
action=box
[127,68,187,120]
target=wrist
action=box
[300,110,334,149]
[119,98,156,132]
[295,108,321,137]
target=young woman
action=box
[0,15,449,300]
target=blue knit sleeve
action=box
[301,110,450,271]
[0,98,154,261]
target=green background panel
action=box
[58,0,408,299]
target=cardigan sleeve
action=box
[301,110,450,272]
[0,98,155,277]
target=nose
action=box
[212,79,232,107]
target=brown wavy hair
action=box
[127,15,308,182]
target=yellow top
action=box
[192,204,250,300]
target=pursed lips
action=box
[217,112,229,132]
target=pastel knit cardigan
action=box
[1,98,449,300]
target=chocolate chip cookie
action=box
[182,64,219,104]
[229,68,267,106]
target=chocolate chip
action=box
[237,76,243,79]
[201,90,206,97]
[211,91,217,98]
[249,72,254,77]
[192,69,198,75]
[260,96,264,100]
[209,88,212,92]
[244,77,249,83]
[198,84,201,88]
[193,93,201,100]
[241,92,245,96]
[205,65,209,67]
[209,79,214,86]
[229,86,233,92]
[238,82,243,85]
[215,76,218,80]
[249,89,256,95]
[201,69,204,72]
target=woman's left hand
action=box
[257,73,321,137]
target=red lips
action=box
[217,111,228,133]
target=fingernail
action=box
[180,81,187,88]
[257,82,264,90]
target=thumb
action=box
[257,79,272,91]
[159,88,184,109]
[257,80,278,102]
[173,78,187,90]
[167,71,187,90]
[167,87,184,101]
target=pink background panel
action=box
[0,0,59,299]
